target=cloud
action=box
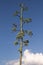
[23,49,43,65]
[6,60,19,65]
[6,49,43,65]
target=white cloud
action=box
[6,49,43,65]
[6,60,19,65]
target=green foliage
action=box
[23,7,28,11]
[14,41,18,45]
[12,3,33,65]
[19,4,28,11]
[24,18,32,23]
[18,47,22,53]
[13,11,19,16]
[13,24,17,27]
[27,30,33,36]
[24,30,33,36]
[16,31,25,39]
[12,27,16,31]
[23,40,29,46]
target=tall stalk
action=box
[12,3,33,65]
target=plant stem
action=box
[20,4,23,65]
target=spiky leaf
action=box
[27,30,33,36]
[14,41,18,45]
[18,48,22,53]
[13,24,17,27]
[12,27,16,31]
[23,40,29,46]
[16,31,25,39]
[23,7,28,11]
[24,18,32,23]
[19,4,28,11]
[13,11,20,16]
[25,30,33,36]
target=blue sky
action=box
[0,0,43,65]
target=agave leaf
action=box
[19,4,28,11]
[24,18,32,23]
[16,31,25,39]
[12,27,16,31]
[23,30,33,36]
[16,34,23,39]
[18,47,22,53]
[23,40,29,46]
[13,24,17,27]
[19,3,23,7]
[13,11,20,16]
[14,41,18,45]
[23,7,28,11]
[27,30,33,36]
[24,43,28,46]
[24,40,29,43]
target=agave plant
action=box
[12,4,33,65]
